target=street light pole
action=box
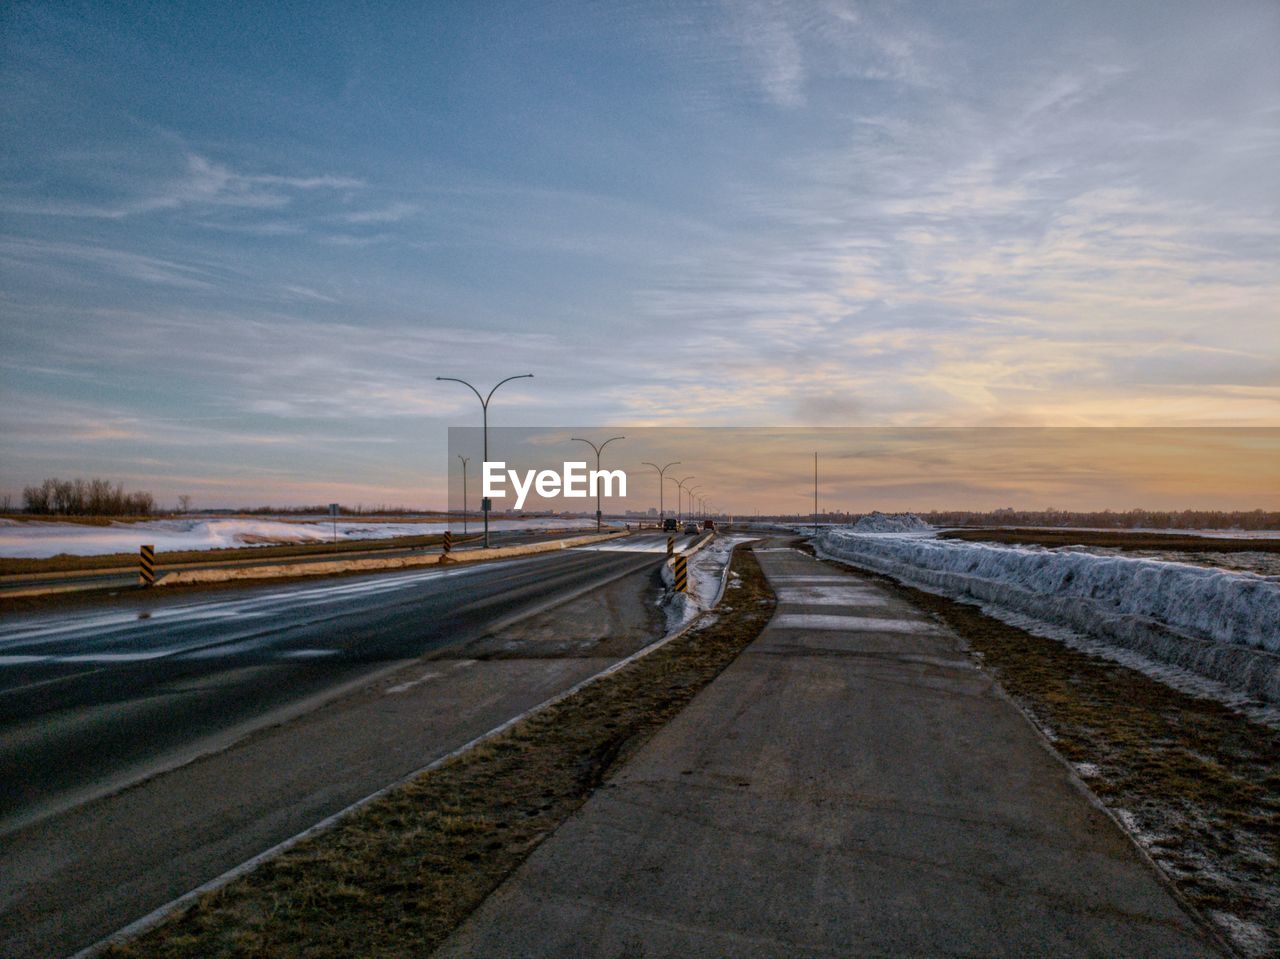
[436,373,534,548]
[687,485,702,524]
[457,454,469,536]
[641,461,680,525]
[814,450,819,537]
[670,475,695,523]
[571,435,625,532]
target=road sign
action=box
[673,554,689,593]
[442,530,453,554]
[667,535,675,555]
[139,544,156,587]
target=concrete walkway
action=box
[433,547,1222,958]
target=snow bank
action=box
[816,529,1280,705]
[852,511,932,533]
[0,517,597,558]
[660,535,744,631]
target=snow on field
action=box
[1014,526,1280,540]
[815,528,1280,707]
[1051,545,1280,578]
[0,517,597,558]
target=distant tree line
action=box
[235,504,420,516]
[22,477,156,517]
[916,508,1280,531]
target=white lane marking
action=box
[0,654,52,665]
[451,659,477,669]
[768,575,860,585]
[276,649,340,659]
[59,651,177,662]
[775,586,888,606]
[386,670,444,694]
[771,614,944,634]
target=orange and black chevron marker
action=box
[673,554,688,593]
[139,544,156,586]
[667,535,675,555]
[442,530,453,554]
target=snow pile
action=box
[852,511,932,533]
[0,517,598,558]
[660,534,745,631]
[816,529,1280,705]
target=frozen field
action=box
[0,517,598,559]
[816,527,1280,710]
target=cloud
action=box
[334,203,418,224]
[0,149,363,222]
[0,237,219,289]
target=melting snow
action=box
[816,529,1280,707]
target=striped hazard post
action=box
[442,530,454,555]
[673,554,689,593]
[139,544,156,587]
[666,535,675,556]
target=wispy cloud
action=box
[0,149,363,221]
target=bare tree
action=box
[177,494,193,513]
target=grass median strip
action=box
[105,546,775,959]
[821,555,1280,959]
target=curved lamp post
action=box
[436,373,533,548]
[686,485,702,523]
[641,461,680,524]
[571,435,625,531]
[669,475,695,523]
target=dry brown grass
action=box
[106,547,775,959]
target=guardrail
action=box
[3,530,632,597]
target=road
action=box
[0,525,600,597]
[0,533,674,958]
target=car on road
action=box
[703,519,715,530]
[683,522,699,535]
[663,517,678,532]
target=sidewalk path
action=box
[433,546,1222,958]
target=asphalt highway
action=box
[0,534,672,828]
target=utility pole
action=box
[436,373,533,548]
[571,435,625,531]
[814,451,819,536]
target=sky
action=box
[2,1,1277,510]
